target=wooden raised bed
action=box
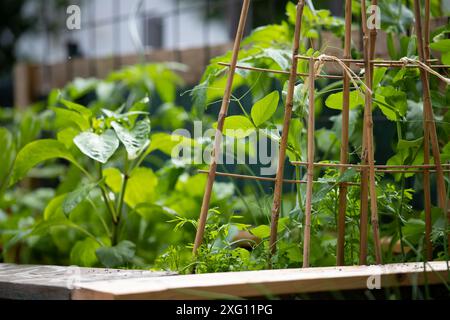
[0,262,448,300]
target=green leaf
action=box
[387,32,397,59]
[63,183,98,217]
[44,194,67,220]
[430,39,450,52]
[250,220,287,239]
[375,86,407,120]
[31,217,76,237]
[70,238,101,267]
[57,127,80,149]
[10,140,81,186]
[325,91,364,110]
[260,48,291,70]
[337,168,358,183]
[250,225,271,239]
[442,52,450,65]
[442,142,450,162]
[111,118,151,160]
[0,128,16,194]
[251,91,279,127]
[60,99,93,118]
[103,168,123,193]
[74,129,120,164]
[51,107,90,131]
[214,116,256,139]
[144,133,195,157]
[129,97,150,125]
[125,167,158,208]
[96,240,136,268]
[373,67,387,88]
[402,219,425,244]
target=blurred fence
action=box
[14,0,260,107]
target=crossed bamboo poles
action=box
[193,0,449,268]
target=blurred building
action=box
[16,0,234,65]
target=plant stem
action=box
[98,163,118,225]
[295,164,304,213]
[113,155,130,245]
[87,197,111,237]
[395,121,406,261]
[396,175,407,261]
[71,223,104,247]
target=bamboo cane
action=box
[217,62,343,79]
[413,0,448,257]
[197,170,360,186]
[269,0,305,260]
[192,0,251,254]
[361,0,383,265]
[423,0,433,261]
[303,57,316,268]
[337,0,353,266]
[358,1,370,266]
[292,162,450,169]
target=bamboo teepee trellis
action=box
[193,0,449,267]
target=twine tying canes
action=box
[400,57,450,85]
[315,54,373,96]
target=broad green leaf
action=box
[10,140,81,186]
[287,119,302,162]
[286,245,302,263]
[387,32,397,59]
[442,142,450,162]
[402,219,425,244]
[214,116,256,139]
[251,91,279,127]
[283,82,307,113]
[375,86,407,119]
[129,97,150,125]
[250,220,287,239]
[103,168,123,193]
[125,167,158,208]
[206,74,245,104]
[398,138,423,150]
[337,168,358,183]
[70,238,101,267]
[430,39,450,52]
[96,240,136,268]
[373,67,387,88]
[60,99,93,118]
[102,109,149,121]
[51,107,90,131]
[63,183,98,216]
[133,203,178,221]
[44,194,67,220]
[3,215,73,252]
[0,128,16,194]
[74,129,119,164]
[57,127,80,149]
[325,91,364,110]
[31,217,76,237]
[260,48,291,70]
[17,111,41,148]
[111,118,151,160]
[442,52,450,65]
[250,225,271,239]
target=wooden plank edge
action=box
[72,261,449,300]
